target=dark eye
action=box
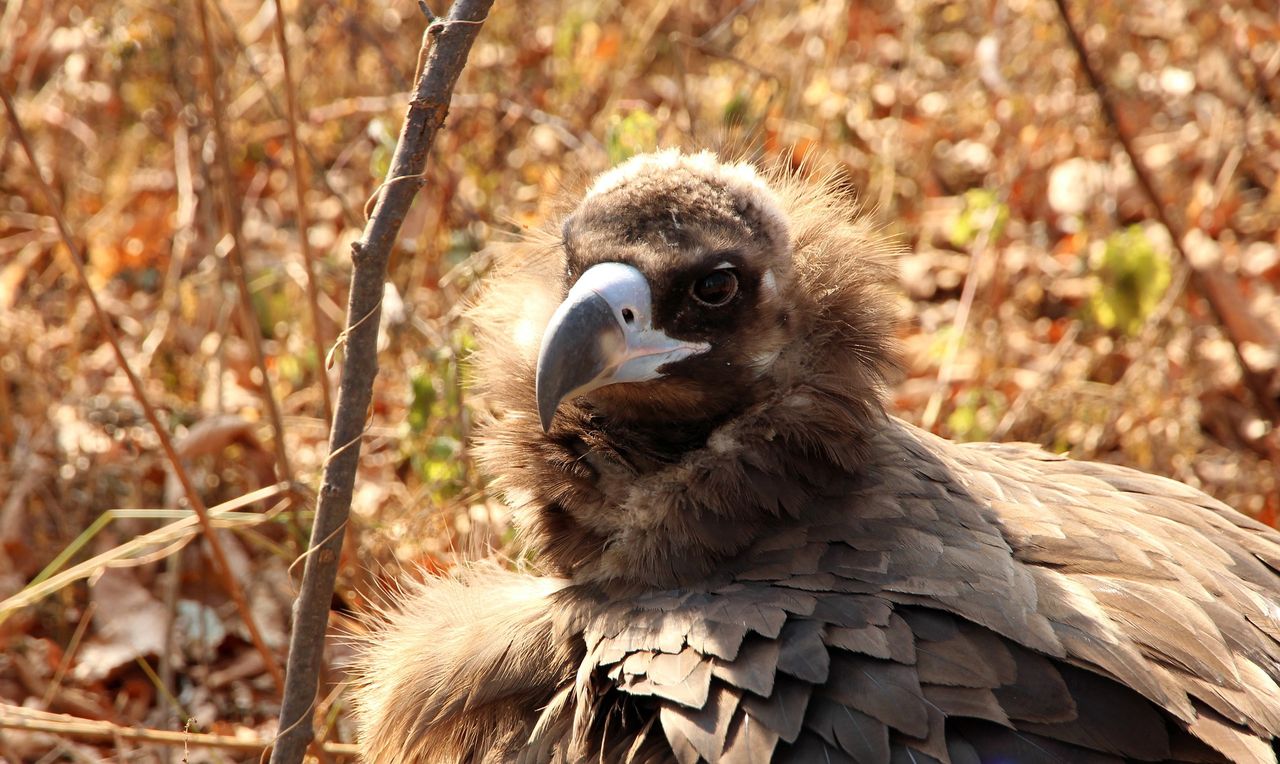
[691,269,738,306]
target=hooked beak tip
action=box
[536,385,557,433]
[534,288,623,432]
[532,262,710,431]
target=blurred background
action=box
[1,0,1279,759]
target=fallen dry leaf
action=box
[73,568,170,682]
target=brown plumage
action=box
[351,150,1280,763]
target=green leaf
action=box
[1087,226,1171,336]
[605,110,659,165]
[948,188,1008,249]
[946,388,1006,442]
[722,92,751,126]
[407,366,436,433]
[248,270,290,339]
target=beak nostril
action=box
[621,308,635,324]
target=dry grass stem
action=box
[192,0,296,489]
[0,704,359,756]
[271,0,334,428]
[0,483,292,618]
[0,85,286,690]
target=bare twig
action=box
[193,0,297,487]
[921,204,1001,431]
[159,539,182,764]
[268,2,495,761]
[208,0,364,229]
[41,602,96,710]
[0,483,292,617]
[0,86,285,689]
[1051,0,1280,423]
[252,91,600,152]
[271,0,335,428]
[992,322,1081,440]
[0,704,358,756]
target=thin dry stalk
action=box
[921,204,1001,431]
[210,0,363,230]
[40,601,96,709]
[1052,0,1280,425]
[271,0,334,427]
[0,483,292,617]
[0,705,359,756]
[992,322,1082,440]
[269,1,495,761]
[0,86,286,691]
[0,350,12,445]
[158,541,182,763]
[192,0,297,485]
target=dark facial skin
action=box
[557,185,794,449]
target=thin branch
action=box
[271,0,335,428]
[1051,0,1280,424]
[41,602,96,710]
[0,86,286,690]
[0,704,358,756]
[0,484,292,618]
[991,322,1082,441]
[193,0,297,485]
[921,204,1001,431]
[268,1,495,762]
[208,0,364,229]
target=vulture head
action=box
[536,152,798,431]
[355,150,1280,764]
[471,149,901,589]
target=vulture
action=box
[352,150,1280,763]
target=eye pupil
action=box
[692,269,738,306]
